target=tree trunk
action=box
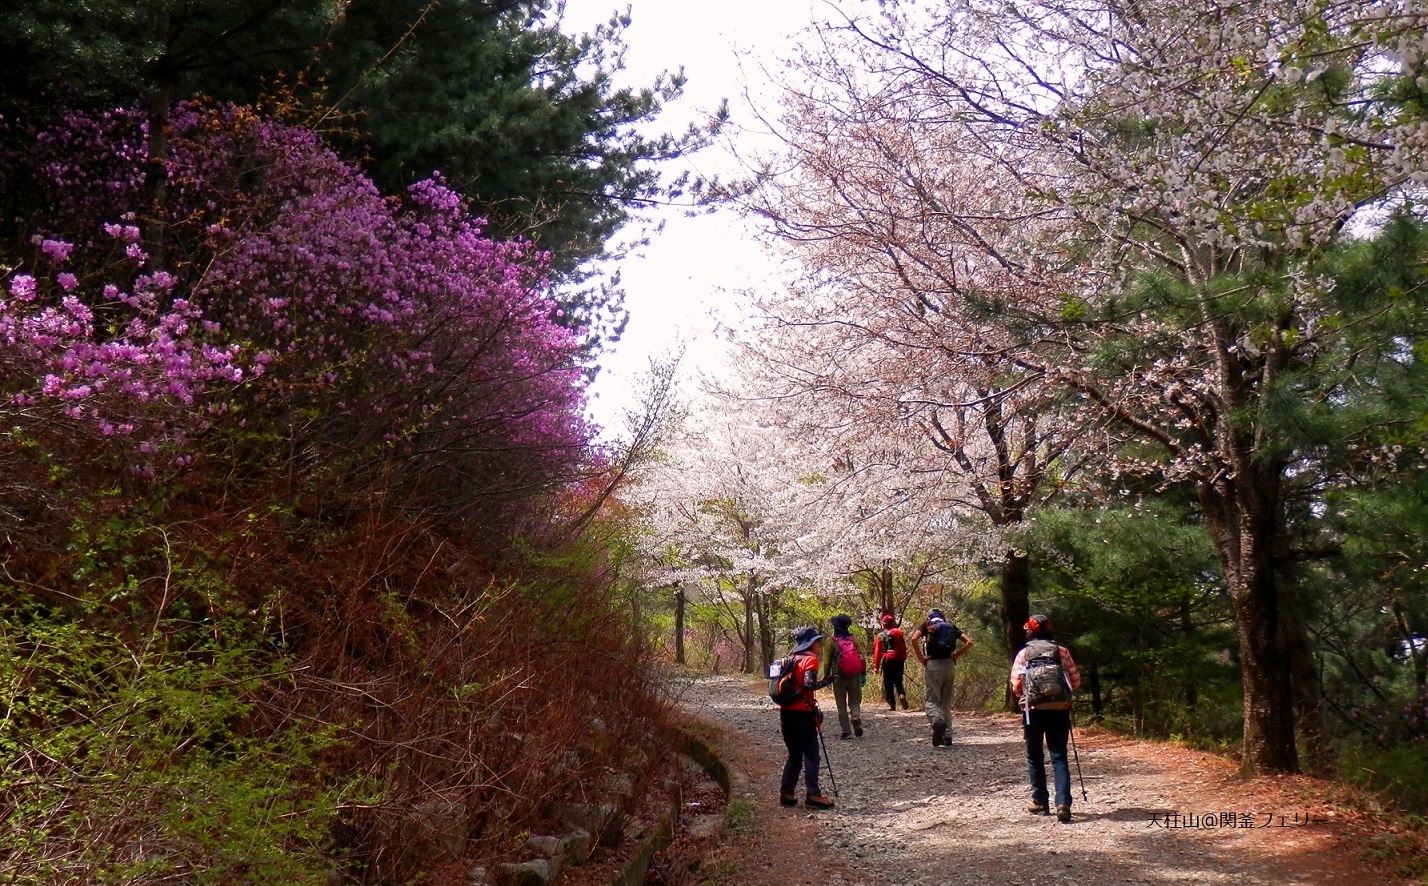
[743,582,755,674]
[1180,595,1198,709]
[1001,549,1031,660]
[1230,572,1298,774]
[1200,464,1299,776]
[1088,663,1103,719]
[142,12,173,270]
[674,584,686,665]
[754,591,777,668]
[1000,549,1031,711]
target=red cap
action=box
[881,615,896,627]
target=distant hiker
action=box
[771,626,837,809]
[823,614,866,739]
[910,608,973,747]
[1010,613,1083,823]
[872,614,909,711]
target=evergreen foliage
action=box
[1020,500,1240,743]
[0,0,718,353]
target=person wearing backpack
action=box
[1010,613,1083,823]
[910,608,973,747]
[872,614,909,711]
[822,614,866,739]
[772,626,838,809]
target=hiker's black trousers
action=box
[1024,708,1072,809]
[778,708,822,797]
[881,659,907,707]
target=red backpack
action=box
[834,636,865,676]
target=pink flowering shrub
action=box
[0,235,244,465]
[0,102,631,884]
[0,107,148,241]
[0,102,591,499]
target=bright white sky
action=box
[560,0,838,437]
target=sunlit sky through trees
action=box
[561,0,830,435]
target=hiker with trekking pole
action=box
[1010,613,1084,822]
[767,626,839,809]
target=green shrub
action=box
[1342,742,1428,816]
[0,608,350,885]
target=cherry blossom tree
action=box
[729,261,1090,661]
[726,86,1090,659]
[633,398,821,671]
[635,371,999,669]
[743,0,1428,773]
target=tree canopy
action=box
[0,0,721,353]
[710,0,1428,775]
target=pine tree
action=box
[0,0,715,352]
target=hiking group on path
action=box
[771,609,1082,823]
[674,618,1388,886]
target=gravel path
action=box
[664,673,1396,886]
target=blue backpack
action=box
[926,621,959,657]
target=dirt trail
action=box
[665,673,1406,886]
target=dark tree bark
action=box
[743,580,755,674]
[1001,550,1031,662]
[674,584,686,665]
[754,590,777,671]
[1199,460,1299,775]
[878,563,895,616]
[1282,581,1334,775]
[1000,549,1032,711]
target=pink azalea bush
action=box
[0,102,591,487]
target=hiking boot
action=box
[779,792,797,807]
[1027,802,1049,815]
[839,732,852,740]
[888,702,897,711]
[852,718,864,737]
[899,696,908,710]
[1056,805,1072,823]
[805,794,836,809]
[931,722,946,746]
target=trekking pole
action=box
[1069,704,1089,802]
[815,714,840,798]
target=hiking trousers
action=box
[881,659,907,708]
[1024,708,1072,809]
[778,707,823,797]
[831,673,863,736]
[923,657,956,729]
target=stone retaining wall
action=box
[465,728,730,886]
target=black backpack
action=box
[926,622,959,658]
[768,654,802,706]
[1022,639,1072,710]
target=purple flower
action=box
[9,275,37,301]
[40,238,75,263]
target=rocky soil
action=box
[661,673,1415,886]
